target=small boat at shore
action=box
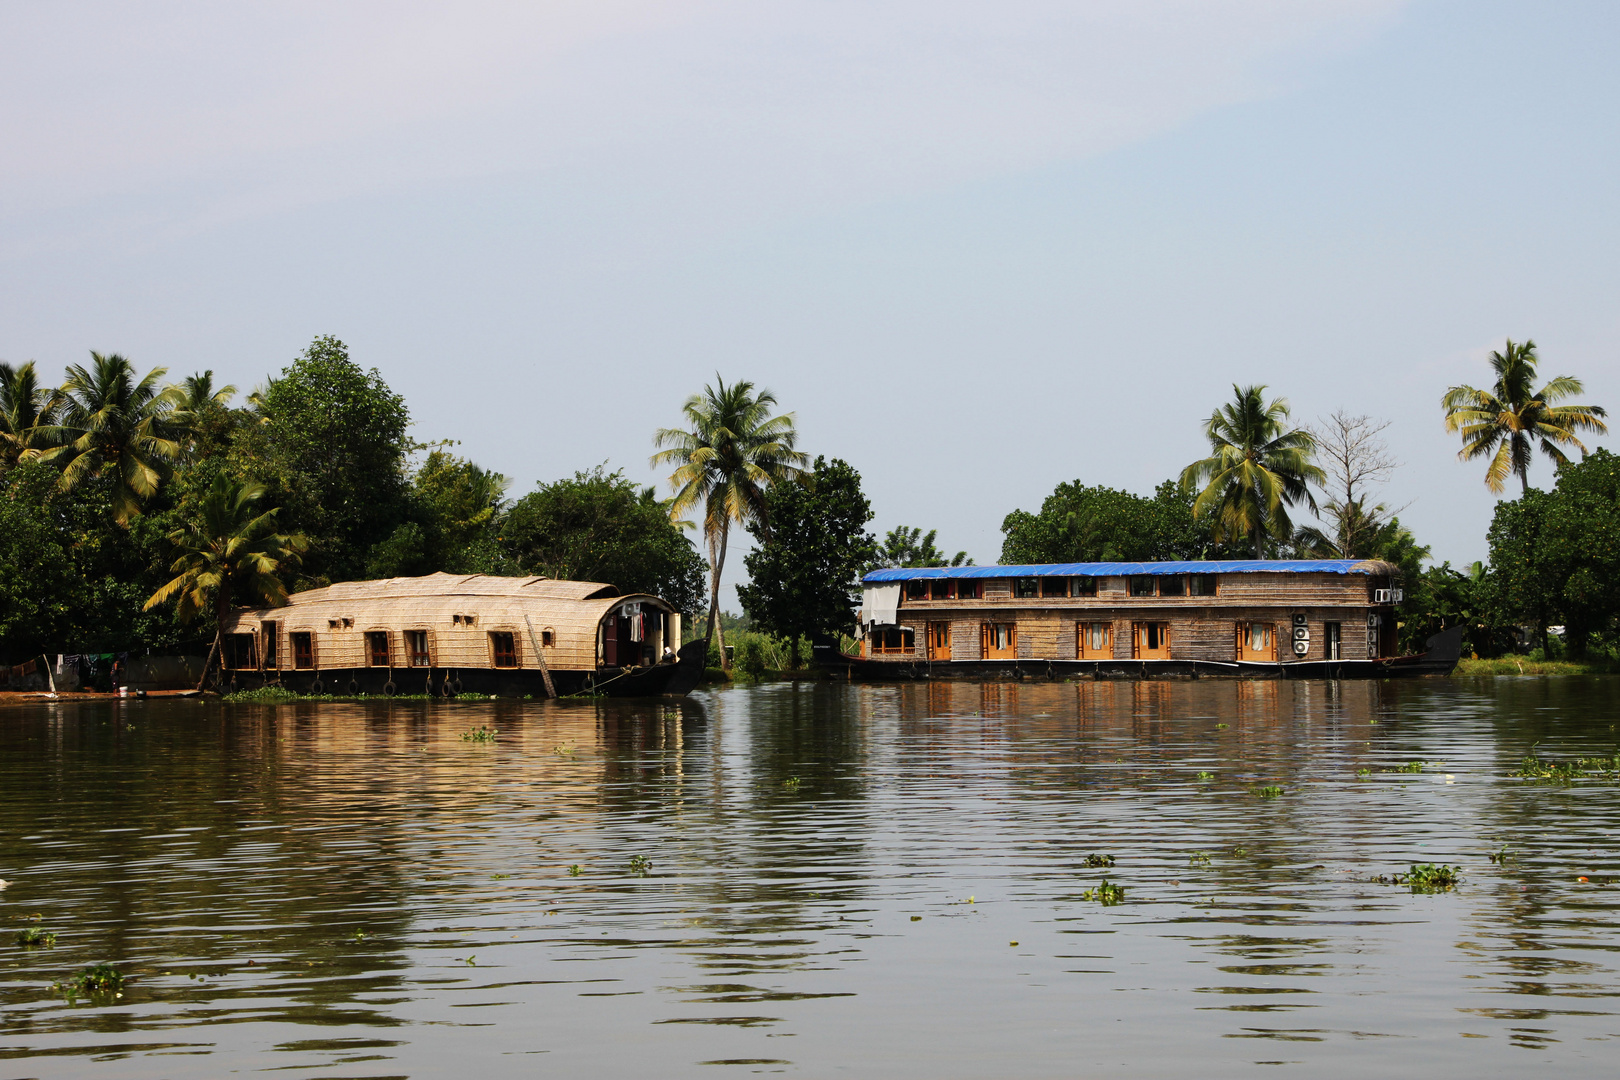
[816,559,1464,681]
[220,572,706,698]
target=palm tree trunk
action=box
[706,524,731,674]
[197,630,221,692]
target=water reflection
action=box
[2,679,1618,1076]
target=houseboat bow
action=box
[219,572,706,697]
[816,560,1462,681]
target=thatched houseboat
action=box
[816,560,1462,680]
[219,573,705,697]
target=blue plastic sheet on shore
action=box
[862,559,1374,583]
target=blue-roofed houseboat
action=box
[815,560,1462,680]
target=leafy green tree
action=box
[651,376,807,672]
[738,456,879,662]
[0,460,84,658]
[1535,447,1620,657]
[1484,488,1557,653]
[235,336,412,582]
[1180,385,1323,558]
[1442,338,1608,496]
[172,370,242,462]
[144,473,306,688]
[876,525,971,569]
[410,449,509,573]
[1000,480,1220,564]
[47,352,186,524]
[0,361,63,471]
[501,467,705,614]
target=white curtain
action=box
[860,584,902,629]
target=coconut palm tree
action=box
[651,376,807,672]
[144,473,307,690]
[1180,384,1324,559]
[47,352,186,523]
[0,361,64,469]
[1441,338,1608,496]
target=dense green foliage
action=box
[875,525,970,569]
[737,456,878,655]
[1000,480,1224,564]
[500,467,705,614]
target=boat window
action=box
[262,622,278,667]
[956,580,981,600]
[226,633,257,670]
[930,580,953,600]
[490,631,518,668]
[1158,575,1186,597]
[1040,577,1067,598]
[905,580,929,601]
[1071,577,1097,597]
[541,628,555,647]
[291,632,314,669]
[366,631,390,667]
[1189,574,1218,596]
[869,626,915,655]
[1014,578,1040,599]
[328,619,340,630]
[1129,576,1158,597]
[407,630,431,668]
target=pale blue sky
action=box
[3,2,1615,605]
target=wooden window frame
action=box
[1077,621,1113,659]
[981,621,1017,660]
[1133,621,1171,658]
[956,580,982,600]
[291,632,315,670]
[925,621,952,660]
[489,630,519,668]
[1039,577,1067,598]
[227,632,258,670]
[1189,574,1218,597]
[1014,578,1040,599]
[1235,621,1276,662]
[1323,621,1341,661]
[406,629,432,668]
[1128,576,1158,598]
[904,580,929,602]
[365,630,391,668]
[1070,577,1097,598]
[929,580,954,601]
[261,622,278,669]
[1158,575,1186,597]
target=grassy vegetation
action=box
[1515,751,1620,783]
[1454,655,1620,676]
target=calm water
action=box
[2,678,1619,1078]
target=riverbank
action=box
[1453,655,1619,676]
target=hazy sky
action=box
[4,1,1616,605]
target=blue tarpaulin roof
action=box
[862,560,1379,583]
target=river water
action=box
[2,678,1618,1078]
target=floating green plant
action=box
[627,854,652,876]
[1488,845,1511,865]
[1229,846,1249,857]
[1355,768,1372,779]
[53,962,123,1002]
[350,929,368,943]
[1396,761,1427,774]
[1514,751,1620,784]
[1188,852,1212,867]
[460,726,497,743]
[1215,723,1229,730]
[15,927,56,947]
[1251,785,1284,799]
[566,864,583,876]
[1382,863,1461,892]
[1081,880,1125,905]
[1195,771,1214,783]
[782,777,801,791]
[1084,853,1115,868]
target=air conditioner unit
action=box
[1292,639,1309,656]
[1292,613,1308,627]
[1293,626,1309,641]
[1374,589,1392,603]
[1391,588,1404,602]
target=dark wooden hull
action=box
[815,627,1464,682]
[221,640,708,699]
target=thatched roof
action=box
[287,572,620,605]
